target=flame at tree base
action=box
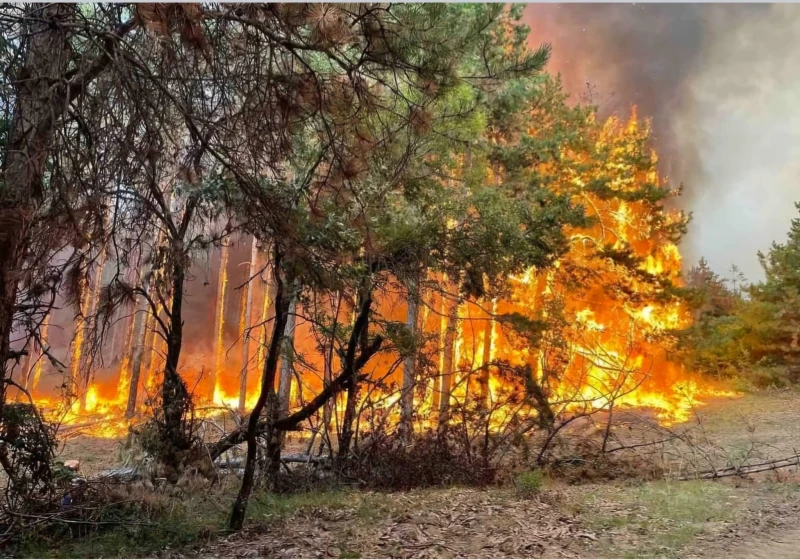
[13,112,741,440]
[22,338,739,440]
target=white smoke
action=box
[524,4,800,282]
[674,4,800,281]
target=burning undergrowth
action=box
[8,113,736,445]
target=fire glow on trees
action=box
[7,110,734,439]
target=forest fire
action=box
[8,4,797,551]
[6,113,735,440]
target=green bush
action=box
[514,469,545,497]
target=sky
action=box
[523,3,800,282]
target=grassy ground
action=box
[566,475,800,558]
[13,389,800,558]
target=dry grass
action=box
[15,389,800,558]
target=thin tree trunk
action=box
[141,309,157,375]
[256,265,275,374]
[239,237,258,412]
[211,242,229,402]
[438,296,459,428]
[126,272,154,418]
[107,305,123,364]
[115,302,136,411]
[28,315,48,392]
[125,303,149,417]
[339,281,371,459]
[432,289,445,413]
[479,298,496,407]
[111,258,140,367]
[20,341,34,391]
[400,278,418,436]
[67,274,91,404]
[323,292,342,434]
[229,248,288,532]
[322,341,334,431]
[79,248,108,409]
[278,289,298,415]
[146,299,170,392]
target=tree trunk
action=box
[438,296,459,428]
[29,316,48,392]
[141,309,157,376]
[0,4,73,418]
[125,280,152,418]
[211,242,229,402]
[400,278,418,436]
[208,293,381,468]
[79,248,109,409]
[145,300,169,392]
[256,265,275,374]
[322,292,342,435]
[239,237,258,412]
[161,252,190,459]
[479,298,496,407]
[20,342,33,391]
[431,290,445,413]
[277,289,298,416]
[67,274,91,404]
[229,249,288,532]
[338,282,371,459]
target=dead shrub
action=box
[543,436,666,484]
[338,429,497,490]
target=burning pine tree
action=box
[484,110,703,426]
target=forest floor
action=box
[36,389,800,558]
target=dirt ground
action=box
[54,389,800,558]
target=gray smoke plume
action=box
[524,3,800,282]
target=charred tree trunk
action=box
[523,364,555,430]
[339,373,359,459]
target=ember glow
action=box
[8,113,735,439]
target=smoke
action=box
[524,3,800,282]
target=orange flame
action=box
[24,113,739,438]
